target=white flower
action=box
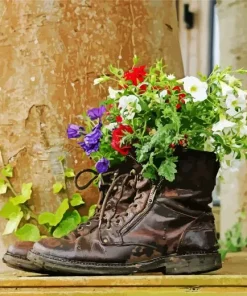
[181,76,208,102]
[159,90,167,98]
[220,81,233,96]
[93,77,104,85]
[212,117,236,133]
[105,122,118,131]
[167,74,175,80]
[204,137,215,152]
[108,87,124,99]
[221,152,240,173]
[119,95,141,120]
[225,93,246,116]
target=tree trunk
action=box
[217,0,247,237]
[0,0,184,272]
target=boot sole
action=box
[27,251,222,275]
[3,253,46,273]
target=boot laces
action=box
[74,168,118,231]
[98,169,138,229]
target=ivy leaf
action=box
[1,164,13,177]
[53,182,64,194]
[38,199,69,226]
[57,155,65,162]
[10,195,29,206]
[0,202,21,219]
[38,212,57,226]
[0,179,7,194]
[88,204,97,219]
[21,183,32,199]
[158,159,177,182]
[15,224,41,242]
[81,216,88,223]
[3,211,23,235]
[53,210,81,238]
[55,198,69,224]
[70,193,85,207]
[64,168,75,178]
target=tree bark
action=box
[0,0,184,272]
[217,0,247,238]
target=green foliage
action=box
[38,199,69,226]
[219,210,247,261]
[75,58,247,181]
[64,168,75,178]
[53,182,64,194]
[53,210,81,238]
[0,162,87,241]
[88,204,97,219]
[70,193,85,207]
[15,224,41,242]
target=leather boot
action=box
[3,159,139,273]
[28,149,221,275]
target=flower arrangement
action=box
[68,57,247,181]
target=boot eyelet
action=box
[77,225,84,230]
[125,213,129,217]
[107,227,111,230]
[103,238,108,243]
[148,199,153,203]
[86,222,91,226]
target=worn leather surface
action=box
[7,241,35,257]
[32,149,220,265]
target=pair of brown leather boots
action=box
[3,149,222,275]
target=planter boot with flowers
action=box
[28,149,222,275]
[3,158,140,273]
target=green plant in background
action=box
[0,160,97,242]
[219,209,247,260]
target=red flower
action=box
[176,103,181,110]
[116,115,122,123]
[111,124,133,155]
[124,66,146,86]
[172,86,182,92]
[139,84,148,93]
[169,143,176,149]
[179,93,186,104]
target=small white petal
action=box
[160,90,168,98]
[212,119,236,132]
[105,123,118,131]
[108,87,124,99]
[167,74,175,80]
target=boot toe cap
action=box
[7,241,35,257]
[32,237,76,259]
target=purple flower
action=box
[96,158,110,173]
[84,123,102,145]
[87,106,106,120]
[67,124,85,139]
[79,141,100,156]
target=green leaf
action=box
[38,212,57,226]
[53,210,81,238]
[55,198,69,224]
[0,202,21,219]
[64,168,75,178]
[1,164,13,177]
[0,179,7,194]
[142,165,157,180]
[81,216,89,223]
[158,159,177,182]
[38,199,69,226]
[21,183,32,199]
[70,193,85,207]
[10,195,30,206]
[53,182,64,194]
[57,155,65,162]
[15,224,41,242]
[3,211,23,235]
[88,204,97,219]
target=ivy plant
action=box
[0,159,97,242]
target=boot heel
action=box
[163,253,222,275]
